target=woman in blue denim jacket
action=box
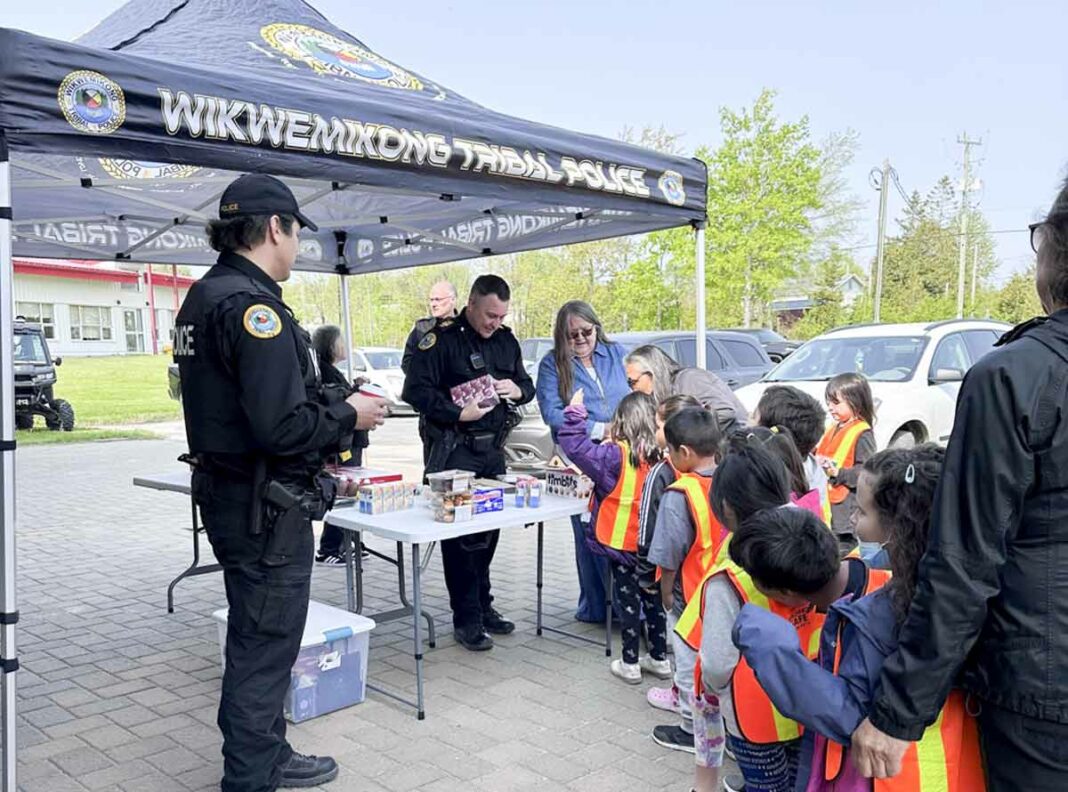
[536,300,630,622]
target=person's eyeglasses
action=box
[568,327,596,343]
[428,296,453,305]
[626,371,650,388]
[1030,222,1047,254]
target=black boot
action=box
[278,752,339,788]
[453,623,494,651]
[482,607,515,635]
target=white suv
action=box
[735,319,1011,450]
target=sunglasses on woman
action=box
[568,327,596,343]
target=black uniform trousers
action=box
[436,444,506,630]
[978,700,1068,791]
[192,471,313,792]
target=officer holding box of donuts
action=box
[402,274,535,651]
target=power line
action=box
[838,226,1027,253]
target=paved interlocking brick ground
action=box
[6,424,703,791]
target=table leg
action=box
[536,521,544,636]
[343,527,355,612]
[167,495,222,614]
[412,543,426,721]
[394,541,435,648]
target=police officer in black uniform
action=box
[402,275,535,651]
[173,174,387,792]
[402,281,459,464]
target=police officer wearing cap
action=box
[402,275,534,651]
[173,173,387,792]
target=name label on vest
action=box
[173,324,196,357]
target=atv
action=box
[13,319,75,432]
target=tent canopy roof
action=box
[0,0,707,274]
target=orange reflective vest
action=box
[677,549,890,745]
[594,441,649,552]
[817,419,872,505]
[669,473,728,604]
[824,628,985,791]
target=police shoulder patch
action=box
[243,304,283,339]
[418,332,437,351]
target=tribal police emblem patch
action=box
[418,332,437,351]
[243,305,282,339]
[657,170,686,207]
[58,70,126,135]
[261,23,425,91]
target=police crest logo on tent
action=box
[57,70,126,135]
[98,159,201,180]
[658,170,686,207]
[260,23,426,92]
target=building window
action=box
[70,305,113,341]
[15,302,55,339]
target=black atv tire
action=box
[56,400,75,432]
[46,400,75,432]
[15,413,33,431]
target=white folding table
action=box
[324,495,597,719]
[132,470,221,613]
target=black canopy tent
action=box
[0,0,709,786]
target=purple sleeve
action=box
[558,405,621,497]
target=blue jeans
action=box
[571,515,609,622]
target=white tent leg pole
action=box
[0,135,19,792]
[695,224,707,369]
[339,274,354,382]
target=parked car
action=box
[167,346,413,416]
[350,347,413,415]
[503,330,773,471]
[734,318,1011,450]
[725,327,802,363]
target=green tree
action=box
[874,176,999,323]
[990,266,1042,324]
[700,89,823,328]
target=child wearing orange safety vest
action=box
[676,438,878,792]
[817,373,877,553]
[645,408,726,754]
[558,389,668,684]
[637,396,704,722]
[733,444,985,792]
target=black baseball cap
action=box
[218,174,318,232]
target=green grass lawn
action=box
[16,428,161,446]
[50,354,181,426]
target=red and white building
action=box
[13,258,197,356]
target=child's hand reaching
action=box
[570,388,585,407]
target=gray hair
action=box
[625,345,681,404]
[552,300,610,403]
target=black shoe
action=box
[482,607,515,635]
[278,752,338,788]
[652,724,696,754]
[453,624,494,651]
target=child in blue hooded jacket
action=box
[732,445,983,792]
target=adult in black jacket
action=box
[851,182,1068,790]
[311,325,370,565]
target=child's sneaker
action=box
[652,724,695,754]
[646,684,680,713]
[639,655,673,679]
[722,774,745,792]
[610,659,642,684]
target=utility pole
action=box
[970,242,979,311]
[956,133,982,318]
[871,159,891,323]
